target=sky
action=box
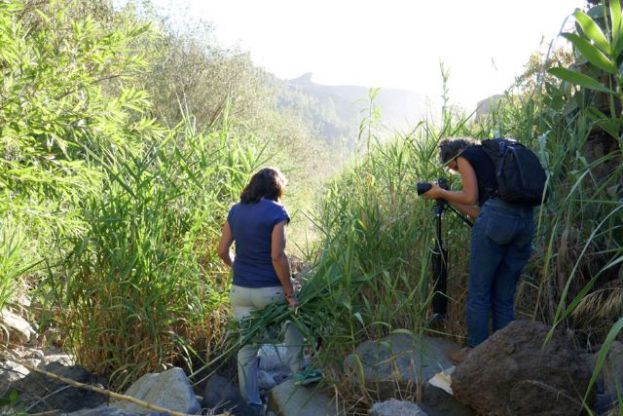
[148,0,587,110]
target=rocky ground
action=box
[2,304,622,416]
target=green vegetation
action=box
[1,0,622,414]
[0,0,343,389]
[234,5,623,413]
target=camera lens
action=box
[416,182,432,195]
[438,178,449,190]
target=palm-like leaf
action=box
[574,10,611,55]
[548,67,614,93]
[562,33,618,74]
[610,0,623,57]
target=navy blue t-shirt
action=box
[227,198,290,288]
[460,145,497,207]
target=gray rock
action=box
[268,379,336,416]
[452,320,593,416]
[202,374,256,416]
[343,331,473,416]
[0,360,29,381]
[258,370,277,390]
[369,399,428,416]
[344,332,454,384]
[257,344,294,391]
[41,346,75,367]
[0,308,36,343]
[10,362,108,413]
[258,344,290,372]
[0,360,30,394]
[588,341,623,415]
[112,367,200,414]
[64,404,144,416]
[598,341,623,399]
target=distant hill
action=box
[273,73,430,150]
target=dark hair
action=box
[439,137,477,164]
[240,167,287,204]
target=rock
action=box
[0,345,72,393]
[202,374,256,416]
[65,404,143,416]
[344,332,454,384]
[258,344,290,372]
[344,331,473,416]
[369,399,428,416]
[42,352,75,367]
[112,367,200,414]
[0,308,36,344]
[587,340,623,414]
[417,384,473,416]
[258,370,277,390]
[268,379,336,416]
[10,362,108,413]
[452,320,593,416]
[40,346,76,366]
[0,360,30,392]
[598,341,623,399]
[257,344,294,390]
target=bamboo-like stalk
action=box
[13,359,230,416]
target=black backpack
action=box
[480,138,548,206]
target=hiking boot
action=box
[447,347,472,364]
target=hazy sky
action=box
[149,0,586,110]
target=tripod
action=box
[430,199,473,321]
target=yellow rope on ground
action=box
[10,359,230,416]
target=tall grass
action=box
[237,19,623,412]
[484,6,623,411]
[0,223,34,312]
[41,113,261,389]
[230,89,489,412]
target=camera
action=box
[416,178,449,196]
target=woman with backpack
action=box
[422,137,536,361]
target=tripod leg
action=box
[432,205,449,318]
[432,247,448,316]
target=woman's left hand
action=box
[422,183,444,200]
[287,295,300,308]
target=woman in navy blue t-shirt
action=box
[218,167,302,411]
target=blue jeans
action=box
[467,198,534,347]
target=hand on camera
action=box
[422,182,444,200]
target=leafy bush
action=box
[49,115,257,388]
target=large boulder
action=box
[112,367,200,414]
[343,331,473,416]
[268,379,336,416]
[344,332,454,386]
[452,320,593,416]
[10,362,108,413]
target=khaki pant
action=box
[230,284,304,406]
